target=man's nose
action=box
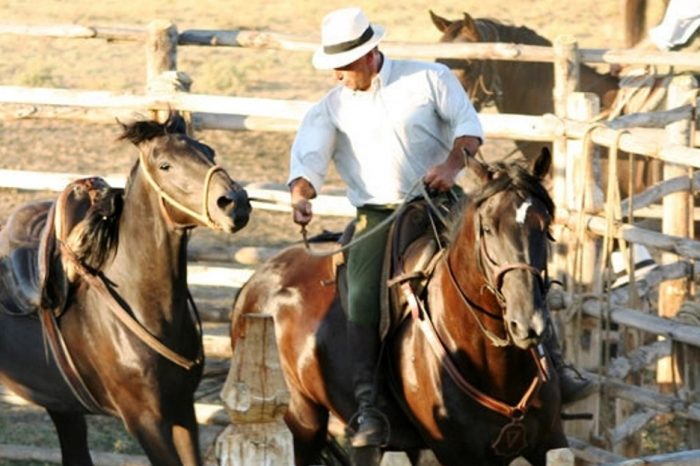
[334,70,344,82]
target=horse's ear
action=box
[532,147,552,179]
[465,154,491,184]
[462,13,481,40]
[429,10,452,33]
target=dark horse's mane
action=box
[118,112,188,145]
[473,162,554,214]
[478,16,605,82]
[447,162,554,244]
[120,113,215,192]
[474,17,551,47]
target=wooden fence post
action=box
[551,35,580,286]
[546,448,575,466]
[562,92,602,442]
[145,19,179,124]
[216,313,294,466]
[657,75,696,388]
[661,74,698,449]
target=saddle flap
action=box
[0,201,53,313]
[380,200,440,340]
[0,177,112,316]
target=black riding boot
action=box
[544,330,596,404]
[347,321,387,448]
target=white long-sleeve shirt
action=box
[288,57,483,207]
[649,0,700,50]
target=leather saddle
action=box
[330,197,451,340]
[0,177,114,316]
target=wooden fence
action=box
[2,18,700,465]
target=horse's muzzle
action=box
[217,188,251,233]
[507,308,546,350]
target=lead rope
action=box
[300,178,428,257]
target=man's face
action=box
[333,52,375,91]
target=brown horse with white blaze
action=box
[231,149,566,466]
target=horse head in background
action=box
[429,10,671,201]
[0,113,250,466]
[231,148,565,466]
[429,11,620,159]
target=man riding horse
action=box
[288,7,592,449]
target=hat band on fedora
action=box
[323,26,374,54]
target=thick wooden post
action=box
[216,313,294,466]
[146,19,178,84]
[546,448,575,466]
[660,75,698,449]
[562,92,602,442]
[657,75,696,387]
[551,36,580,286]
[145,19,179,124]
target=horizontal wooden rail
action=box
[3,22,700,68]
[0,86,313,120]
[557,208,700,260]
[3,85,700,164]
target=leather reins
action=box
[59,243,203,371]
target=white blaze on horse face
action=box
[515,197,533,224]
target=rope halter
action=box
[138,148,226,230]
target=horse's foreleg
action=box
[524,430,568,466]
[48,410,93,466]
[285,391,329,465]
[172,404,202,466]
[125,414,196,466]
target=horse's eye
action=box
[159,163,171,171]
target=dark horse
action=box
[429,10,620,162]
[231,149,566,466]
[428,11,669,200]
[0,114,250,465]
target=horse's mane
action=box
[118,112,188,145]
[63,185,123,271]
[474,17,604,78]
[120,112,216,196]
[473,162,554,216]
[474,17,551,47]
[446,162,554,244]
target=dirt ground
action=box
[0,0,678,463]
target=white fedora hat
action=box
[312,7,386,70]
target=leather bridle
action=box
[475,210,548,305]
[405,195,552,435]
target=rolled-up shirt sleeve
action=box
[288,101,337,193]
[432,65,484,143]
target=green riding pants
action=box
[347,205,394,326]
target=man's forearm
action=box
[289,177,317,202]
[453,135,481,159]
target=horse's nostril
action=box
[509,320,520,335]
[217,196,233,210]
[527,327,539,340]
